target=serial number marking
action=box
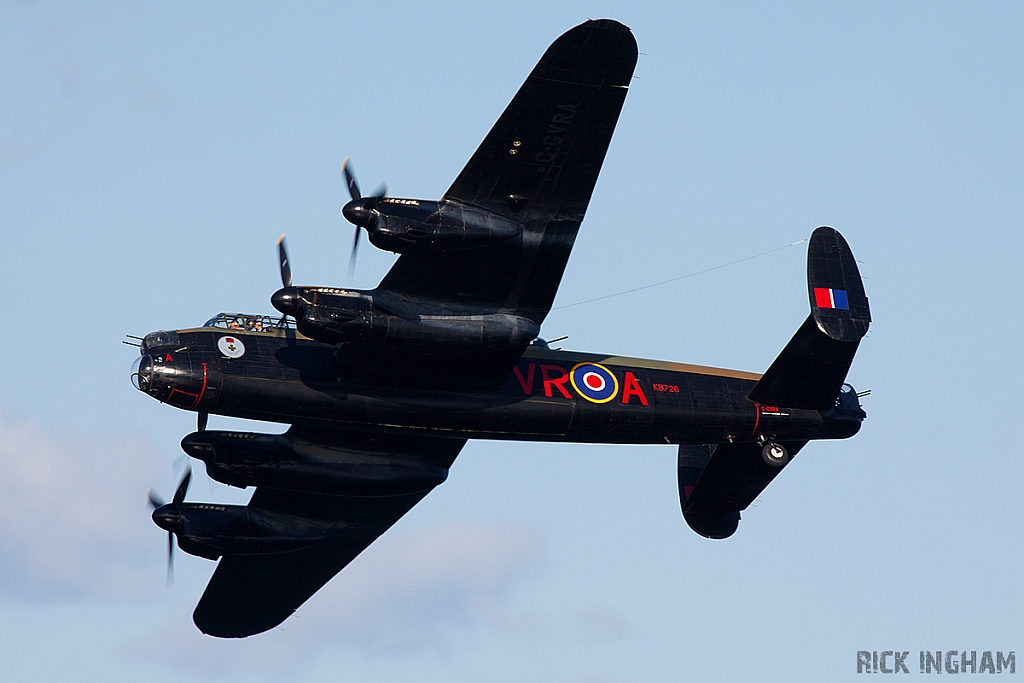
[652,384,680,393]
[534,103,577,165]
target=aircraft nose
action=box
[130,354,153,392]
[131,345,209,410]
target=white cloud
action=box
[0,413,168,599]
[308,520,546,652]
[134,520,547,676]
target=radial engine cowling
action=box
[181,428,464,496]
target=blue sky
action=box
[2,1,1023,681]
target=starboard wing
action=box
[376,19,638,323]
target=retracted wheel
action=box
[761,442,789,467]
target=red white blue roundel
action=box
[570,362,619,403]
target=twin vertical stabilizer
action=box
[680,227,870,539]
[747,227,871,410]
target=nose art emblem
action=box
[217,336,246,359]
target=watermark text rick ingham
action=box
[857,650,1015,674]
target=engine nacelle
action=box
[181,429,462,496]
[166,503,330,560]
[272,287,372,346]
[271,286,539,351]
[366,198,521,253]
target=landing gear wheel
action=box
[762,442,789,467]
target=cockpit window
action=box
[202,313,293,332]
[141,330,179,354]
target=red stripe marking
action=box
[166,388,197,406]
[189,363,208,409]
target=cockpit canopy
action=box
[140,329,180,355]
[135,314,294,356]
[202,313,294,333]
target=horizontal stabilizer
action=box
[747,227,870,410]
[678,441,807,539]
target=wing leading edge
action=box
[377,19,638,322]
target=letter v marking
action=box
[513,363,535,395]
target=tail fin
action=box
[678,441,808,539]
[747,227,871,410]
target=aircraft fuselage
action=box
[133,326,862,447]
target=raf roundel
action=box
[569,362,619,403]
[217,336,246,359]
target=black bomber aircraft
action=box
[130,20,870,638]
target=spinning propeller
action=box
[270,160,385,320]
[340,157,386,279]
[270,235,303,324]
[148,466,192,586]
[270,234,303,325]
[277,234,292,289]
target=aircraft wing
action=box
[192,435,466,638]
[376,19,638,323]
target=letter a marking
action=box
[621,372,649,405]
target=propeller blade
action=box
[341,157,360,201]
[348,226,361,280]
[340,156,386,279]
[277,234,292,288]
[149,471,186,587]
[167,530,174,587]
[147,488,165,509]
[172,467,191,507]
